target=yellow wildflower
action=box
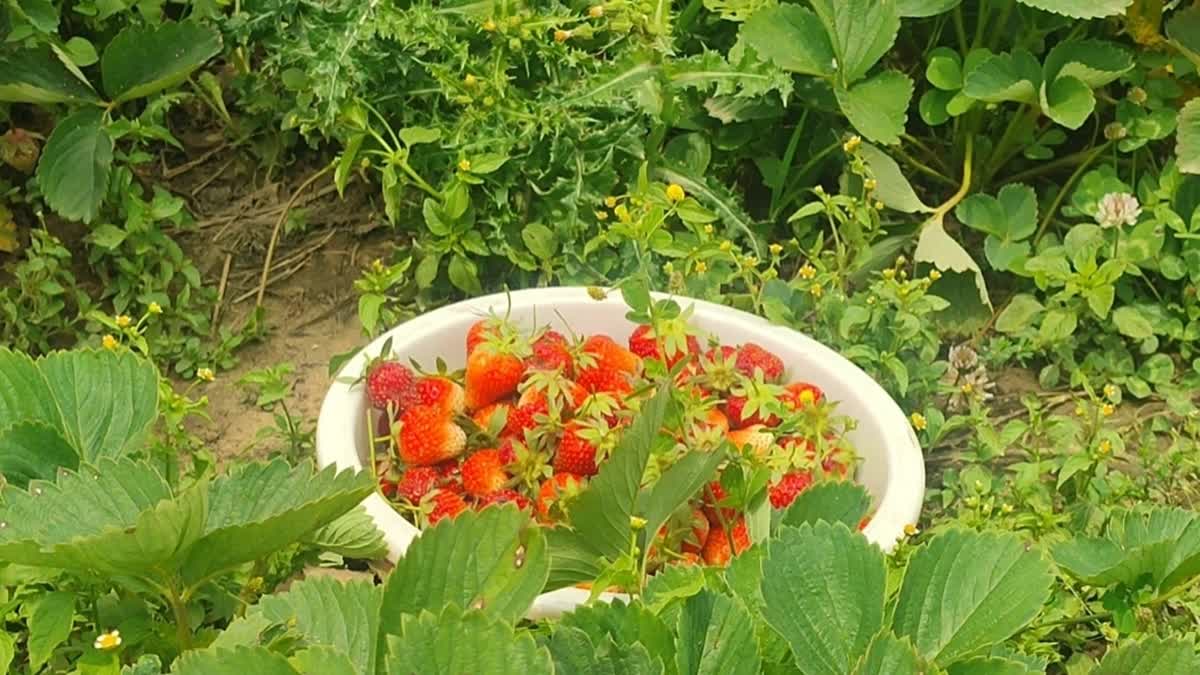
[1102,403,1115,417]
[929,269,942,281]
[554,29,571,43]
[595,210,609,221]
[903,523,919,536]
[589,5,605,18]
[1098,439,1112,454]
[115,314,132,328]
[864,178,878,192]
[719,240,732,252]
[458,159,471,172]
[1103,384,1118,401]
[666,183,686,202]
[694,261,708,273]
[197,367,216,383]
[769,243,783,255]
[910,412,927,431]
[464,74,478,86]
[483,18,497,31]
[101,335,118,351]
[605,196,618,208]
[810,283,823,298]
[614,204,631,223]
[843,135,862,153]
[148,302,163,315]
[703,224,714,234]
[94,629,122,651]
[799,263,816,280]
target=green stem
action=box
[972,0,989,49]
[1003,147,1107,184]
[397,160,443,200]
[1033,142,1111,244]
[894,148,957,187]
[168,588,193,651]
[980,106,1038,187]
[952,6,969,54]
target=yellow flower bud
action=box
[666,183,686,202]
[458,158,472,172]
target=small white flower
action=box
[1095,192,1141,229]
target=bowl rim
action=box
[316,286,924,616]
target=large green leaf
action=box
[0,46,99,104]
[851,632,923,675]
[1179,99,1200,176]
[27,591,76,672]
[859,144,932,213]
[569,385,672,562]
[835,70,913,145]
[36,109,113,224]
[676,590,761,675]
[897,0,963,17]
[891,530,1054,665]
[1015,0,1132,19]
[549,627,663,675]
[1093,637,1200,674]
[778,482,872,530]
[955,184,1038,272]
[915,214,992,309]
[759,522,886,675]
[172,646,301,675]
[1051,508,1200,594]
[100,21,222,103]
[289,647,357,675]
[303,506,387,559]
[380,504,548,631]
[947,656,1041,674]
[808,0,900,85]
[636,448,724,564]
[1040,76,1095,130]
[0,349,57,425]
[544,525,605,590]
[38,349,159,462]
[560,600,675,672]
[740,5,834,77]
[1168,5,1200,68]
[385,606,554,675]
[255,576,381,675]
[182,460,374,583]
[1042,40,1133,87]
[0,422,78,488]
[962,50,1041,104]
[0,459,205,576]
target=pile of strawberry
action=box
[364,312,860,568]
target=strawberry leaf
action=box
[384,606,554,675]
[675,590,761,675]
[636,447,726,565]
[0,421,77,488]
[380,505,549,632]
[1092,636,1200,674]
[100,21,222,103]
[303,506,388,560]
[35,109,112,223]
[548,627,661,675]
[892,530,1054,665]
[254,576,382,675]
[760,522,886,675]
[778,482,871,530]
[182,460,374,583]
[0,348,57,424]
[172,645,302,675]
[851,632,923,675]
[560,600,675,671]
[1015,0,1132,19]
[289,647,358,675]
[1051,508,1200,595]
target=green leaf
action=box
[1041,76,1095,130]
[1015,0,1133,19]
[637,449,725,563]
[303,506,387,559]
[380,505,548,629]
[335,134,365,198]
[654,166,760,255]
[926,49,963,90]
[38,349,159,462]
[891,529,1054,665]
[859,144,932,213]
[28,591,76,671]
[851,632,924,675]
[1093,637,1200,674]
[447,254,483,295]
[568,385,672,562]
[676,590,761,675]
[255,576,382,675]
[835,70,913,145]
[760,522,886,675]
[914,215,992,309]
[182,461,374,583]
[415,253,441,288]
[0,421,78,487]
[897,0,963,17]
[947,656,1041,675]
[63,37,99,67]
[101,21,221,103]
[1113,305,1155,339]
[1042,40,1134,87]
[1179,99,1200,176]
[740,5,834,77]
[548,627,663,675]
[544,526,605,590]
[560,600,675,671]
[0,348,59,430]
[0,633,13,674]
[1168,5,1200,69]
[956,184,1038,240]
[172,646,301,675]
[809,0,901,85]
[779,482,872,530]
[1051,508,1200,594]
[385,606,554,675]
[522,223,559,260]
[36,109,112,224]
[570,53,661,104]
[962,50,1041,104]
[399,127,441,146]
[289,647,357,675]
[0,46,99,104]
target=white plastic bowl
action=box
[316,287,924,618]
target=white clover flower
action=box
[1095,192,1141,229]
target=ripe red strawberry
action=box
[781,381,824,410]
[727,426,774,455]
[628,324,701,365]
[410,376,465,415]
[366,360,415,411]
[462,449,508,497]
[396,467,440,503]
[498,438,518,466]
[769,471,814,509]
[505,399,548,438]
[465,344,526,411]
[428,488,468,524]
[536,473,584,522]
[480,488,532,511]
[397,405,467,466]
[735,343,785,382]
[702,518,750,566]
[553,422,600,476]
[577,364,634,395]
[434,458,460,478]
[466,318,500,355]
[725,395,781,428]
[582,335,641,374]
[529,330,573,372]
